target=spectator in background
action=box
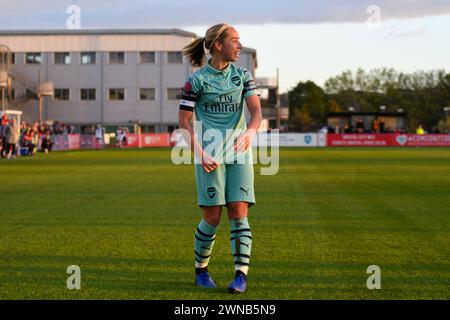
[116,128,121,148]
[416,124,425,135]
[318,126,328,134]
[0,114,8,157]
[0,114,7,158]
[372,119,379,133]
[356,118,364,133]
[122,128,128,147]
[1,114,7,137]
[38,122,48,135]
[116,127,127,148]
[344,125,351,133]
[335,125,340,134]
[5,118,19,159]
[379,119,385,133]
[95,125,105,150]
[41,130,53,154]
[53,121,61,134]
[21,127,33,155]
[30,128,39,156]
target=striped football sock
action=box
[194,218,217,269]
[230,217,252,275]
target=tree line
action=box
[287,68,450,133]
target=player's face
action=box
[219,28,242,62]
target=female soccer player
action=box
[179,23,262,293]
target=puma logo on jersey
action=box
[240,187,249,196]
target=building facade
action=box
[0,29,257,132]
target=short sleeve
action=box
[242,69,258,98]
[179,75,202,112]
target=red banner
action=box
[392,134,450,147]
[141,133,170,147]
[125,134,171,147]
[126,134,139,147]
[327,134,392,147]
[328,134,450,147]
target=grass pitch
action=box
[0,147,449,299]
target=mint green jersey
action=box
[180,59,258,206]
[180,59,258,162]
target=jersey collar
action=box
[205,58,231,75]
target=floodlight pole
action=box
[38,95,43,122]
[275,68,280,130]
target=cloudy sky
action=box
[1,0,449,92]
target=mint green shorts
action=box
[195,162,255,207]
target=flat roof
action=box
[0,29,197,38]
[0,28,256,54]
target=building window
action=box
[109,52,125,64]
[109,88,125,100]
[167,51,182,63]
[81,52,96,64]
[9,53,15,64]
[139,88,156,100]
[139,52,155,64]
[54,52,71,64]
[54,89,70,101]
[80,89,96,101]
[25,53,42,64]
[167,88,182,100]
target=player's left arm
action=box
[234,94,262,152]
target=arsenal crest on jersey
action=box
[231,76,241,87]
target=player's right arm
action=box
[178,76,218,173]
[178,109,219,173]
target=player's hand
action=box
[234,129,256,153]
[201,151,219,173]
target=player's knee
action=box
[202,207,222,226]
[227,202,248,220]
[204,214,221,226]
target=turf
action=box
[0,147,449,299]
